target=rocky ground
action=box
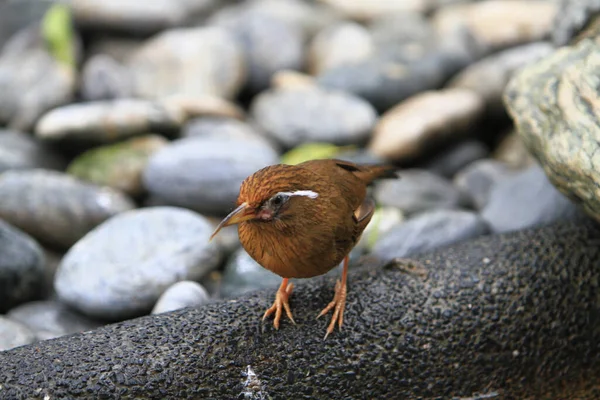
[0,0,599,398]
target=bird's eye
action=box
[271,194,286,206]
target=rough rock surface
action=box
[1,220,600,399]
[504,37,600,223]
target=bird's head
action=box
[209,164,322,240]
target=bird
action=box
[210,158,397,338]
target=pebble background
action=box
[0,0,596,356]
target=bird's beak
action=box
[209,202,254,241]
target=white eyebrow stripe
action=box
[277,190,319,199]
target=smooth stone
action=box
[161,94,245,121]
[128,27,246,101]
[551,0,600,46]
[447,42,554,114]
[308,21,374,75]
[424,140,490,179]
[87,36,144,63]
[368,88,485,162]
[0,316,35,351]
[492,131,536,170]
[250,87,377,148]
[453,159,517,210]
[6,300,101,340]
[0,24,76,131]
[209,0,341,39]
[54,207,222,320]
[318,0,429,20]
[0,0,55,50]
[67,135,168,198]
[35,99,183,145]
[271,69,316,90]
[219,248,282,299]
[356,206,405,252]
[181,117,277,151]
[0,130,66,172]
[0,220,45,313]
[143,136,279,215]
[374,169,472,215]
[371,209,489,259]
[151,281,210,315]
[431,0,557,54]
[504,38,600,223]
[69,0,219,34]
[80,54,133,101]
[209,6,304,93]
[368,11,434,47]
[0,169,135,249]
[481,165,585,233]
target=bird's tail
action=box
[356,164,398,185]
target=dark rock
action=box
[374,169,472,215]
[0,130,66,172]
[492,131,536,170]
[151,281,210,315]
[371,209,489,259]
[143,136,279,215]
[504,37,600,224]
[424,140,489,178]
[54,207,222,320]
[481,165,585,233]
[1,220,600,398]
[250,86,377,148]
[0,316,35,351]
[0,169,135,249]
[0,220,45,313]
[6,300,101,340]
[453,159,517,210]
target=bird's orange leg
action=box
[262,278,296,329]
[317,255,349,339]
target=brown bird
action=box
[210,158,396,338]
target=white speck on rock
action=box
[241,365,269,400]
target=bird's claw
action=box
[263,282,296,329]
[317,279,347,340]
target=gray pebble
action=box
[0,316,35,351]
[0,169,135,249]
[481,165,586,233]
[454,159,517,210]
[374,169,472,215]
[151,281,210,315]
[424,140,489,178]
[128,26,246,100]
[54,207,222,320]
[371,209,489,259]
[209,7,305,93]
[80,54,133,101]
[143,136,279,215]
[0,220,45,313]
[0,130,66,173]
[7,300,101,340]
[250,86,377,148]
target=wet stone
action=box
[0,169,135,249]
[54,207,223,320]
[0,220,45,313]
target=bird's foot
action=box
[262,279,296,329]
[317,278,347,340]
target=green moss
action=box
[281,142,356,165]
[42,3,75,68]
